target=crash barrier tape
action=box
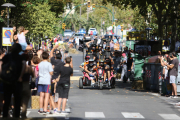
[144,63,163,93]
[149,70,151,78]
[146,70,149,77]
[146,70,151,78]
[158,72,161,80]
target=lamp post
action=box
[1,3,16,52]
[1,3,16,27]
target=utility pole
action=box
[112,6,114,37]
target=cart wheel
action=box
[79,77,83,89]
[100,82,103,90]
[111,77,115,89]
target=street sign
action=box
[117,25,121,29]
[2,27,13,46]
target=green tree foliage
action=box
[104,0,180,41]
[21,3,57,38]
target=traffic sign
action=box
[2,27,13,46]
[117,25,121,29]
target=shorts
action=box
[19,42,27,55]
[65,51,69,53]
[56,83,70,99]
[37,84,50,93]
[170,76,176,83]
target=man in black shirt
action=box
[56,57,73,114]
[2,43,25,118]
[126,53,133,82]
[50,44,64,113]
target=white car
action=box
[88,28,98,35]
[64,29,73,37]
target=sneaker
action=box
[56,110,61,114]
[47,110,53,114]
[173,96,178,98]
[168,96,174,98]
[38,110,43,114]
[42,111,47,115]
[54,109,57,114]
[61,111,68,115]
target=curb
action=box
[70,76,81,81]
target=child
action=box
[38,52,53,114]
[17,26,32,53]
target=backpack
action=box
[31,65,39,88]
[0,54,19,84]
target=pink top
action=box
[122,53,126,57]
[17,32,26,43]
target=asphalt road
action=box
[26,52,180,120]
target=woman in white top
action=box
[17,26,32,53]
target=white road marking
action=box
[46,114,67,117]
[65,108,70,113]
[73,70,80,73]
[121,112,144,119]
[85,112,105,118]
[150,93,160,96]
[26,111,31,116]
[159,114,180,119]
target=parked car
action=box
[73,33,84,40]
[64,29,73,37]
[78,28,86,34]
[88,28,98,35]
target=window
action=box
[90,29,95,31]
[65,30,71,32]
[75,34,83,36]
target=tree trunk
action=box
[157,14,163,41]
[170,0,178,52]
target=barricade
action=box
[144,63,163,93]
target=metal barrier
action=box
[144,63,163,93]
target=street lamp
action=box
[1,3,16,27]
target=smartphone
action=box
[70,56,72,58]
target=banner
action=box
[162,40,170,52]
[127,31,146,41]
[2,27,13,46]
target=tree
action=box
[104,0,179,41]
[22,3,57,39]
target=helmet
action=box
[89,59,94,66]
[85,56,90,60]
[91,44,96,48]
[89,58,94,62]
[105,46,110,50]
[99,59,104,66]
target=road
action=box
[26,52,180,120]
